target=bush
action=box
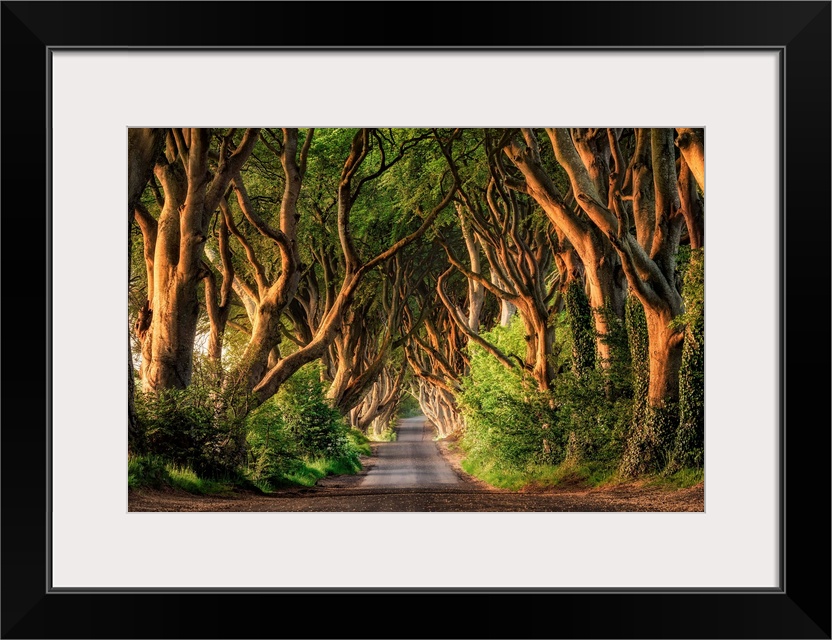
[458,316,561,472]
[277,363,352,459]
[244,400,298,485]
[133,360,368,491]
[128,454,169,489]
[457,314,632,487]
[243,362,364,488]
[133,361,253,479]
[549,370,631,464]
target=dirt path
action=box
[129,419,704,512]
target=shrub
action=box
[133,361,253,479]
[457,313,633,487]
[243,362,363,488]
[276,363,352,460]
[549,370,631,464]
[128,454,169,489]
[458,316,561,472]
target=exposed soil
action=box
[128,433,704,513]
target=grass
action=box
[368,428,397,442]
[281,454,363,487]
[459,454,686,491]
[130,451,366,494]
[461,457,529,491]
[166,465,233,494]
[647,467,704,489]
[128,455,234,495]
[347,428,373,455]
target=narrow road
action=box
[360,416,459,488]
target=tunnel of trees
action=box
[128,127,704,491]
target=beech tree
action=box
[548,128,690,474]
[242,128,458,405]
[134,128,260,391]
[500,128,628,370]
[404,296,467,438]
[129,126,704,479]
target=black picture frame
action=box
[2,2,829,638]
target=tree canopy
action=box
[129,127,705,482]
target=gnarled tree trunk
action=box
[135,128,260,392]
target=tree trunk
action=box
[503,131,627,368]
[128,128,163,444]
[459,213,485,333]
[136,128,260,392]
[674,128,704,193]
[645,307,684,407]
[518,305,556,392]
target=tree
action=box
[134,128,259,391]
[245,128,459,405]
[548,128,689,474]
[500,129,628,370]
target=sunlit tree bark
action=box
[134,128,259,392]
[128,128,164,446]
[250,129,458,405]
[501,129,627,369]
[550,128,688,474]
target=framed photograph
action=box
[2,1,829,638]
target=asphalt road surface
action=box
[359,416,460,488]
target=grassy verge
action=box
[347,428,373,455]
[130,429,373,496]
[460,456,616,491]
[647,467,704,489]
[460,454,702,492]
[368,428,397,442]
[280,455,363,487]
[128,455,234,495]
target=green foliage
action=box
[648,467,704,490]
[396,392,422,419]
[243,362,365,490]
[133,359,253,479]
[134,359,368,491]
[597,303,633,399]
[620,403,679,478]
[550,370,631,464]
[461,446,620,491]
[459,318,559,471]
[278,364,353,458]
[128,455,233,494]
[165,465,234,495]
[128,454,169,489]
[283,455,364,487]
[457,315,630,487]
[244,400,298,484]
[347,428,373,456]
[668,248,705,471]
[625,295,649,432]
[368,428,398,442]
[565,281,596,375]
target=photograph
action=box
[127,127,706,513]
[2,0,828,637]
